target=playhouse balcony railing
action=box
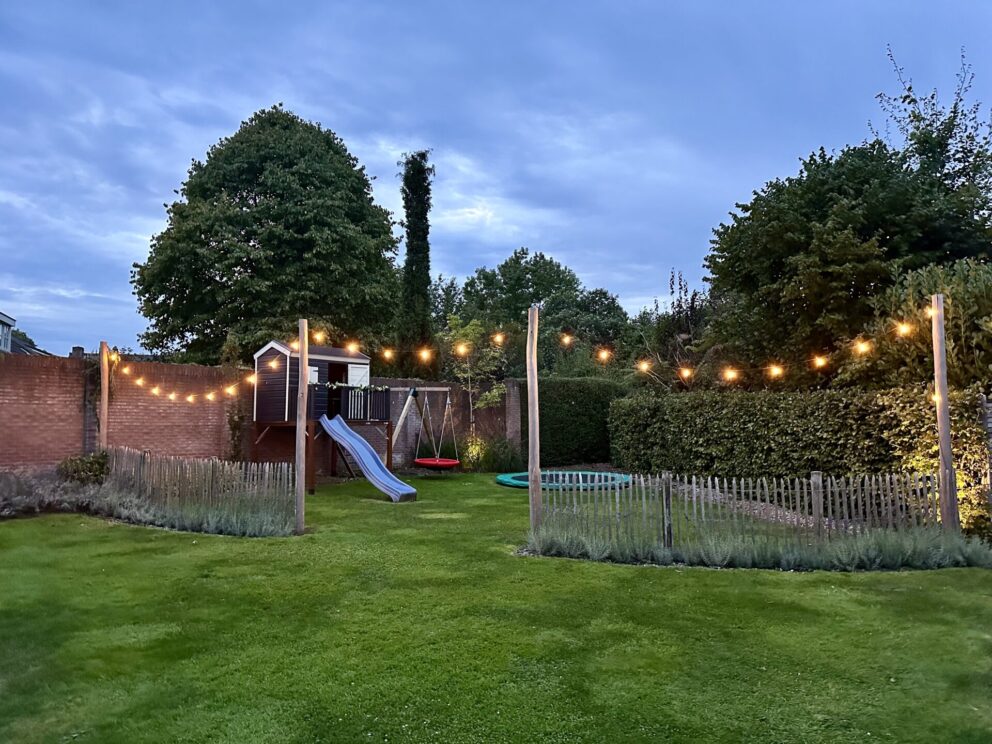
[320,385,391,422]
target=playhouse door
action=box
[347,364,370,387]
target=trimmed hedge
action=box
[609,387,992,536]
[522,377,629,466]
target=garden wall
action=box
[0,355,247,468]
[0,355,89,467]
[106,360,244,459]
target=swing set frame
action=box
[392,387,461,470]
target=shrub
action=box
[528,521,992,571]
[459,436,524,473]
[522,377,629,465]
[609,386,992,536]
[3,450,293,537]
[57,451,109,484]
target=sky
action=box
[1,1,991,355]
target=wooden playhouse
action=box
[251,340,394,489]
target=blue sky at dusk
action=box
[1,1,990,354]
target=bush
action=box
[609,386,992,536]
[522,377,629,465]
[0,469,101,518]
[460,436,524,473]
[3,450,293,537]
[57,451,108,484]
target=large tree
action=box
[396,150,435,373]
[132,105,398,362]
[704,58,992,370]
[430,274,464,332]
[462,247,582,328]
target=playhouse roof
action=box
[254,339,370,363]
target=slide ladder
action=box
[318,415,416,502]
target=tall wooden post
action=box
[526,304,542,532]
[98,340,110,450]
[295,319,309,536]
[930,294,960,531]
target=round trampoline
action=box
[495,470,631,490]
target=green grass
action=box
[1,474,991,743]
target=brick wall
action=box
[0,355,88,467]
[107,361,247,459]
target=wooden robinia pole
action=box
[295,318,309,536]
[930,294,960,531]
[98,340,110,450]
[526,304,542,533]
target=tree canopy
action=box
[838,259,992,389]
[704,55,992,370]
[462,247,582,329]
[704,140,992,365]
[132,105,398,363]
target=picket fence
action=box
[540,470,946,550]
[106,447,295,535]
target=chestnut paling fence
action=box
[538,471,948,550]
[106,447,295,536]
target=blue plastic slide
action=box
[318,415,417,502]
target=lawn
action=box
[1,475,991,743]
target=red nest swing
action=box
[413,391,461,471]
[413,457,460,470]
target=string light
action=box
[103,309,951,402]
[290,340,300,351]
